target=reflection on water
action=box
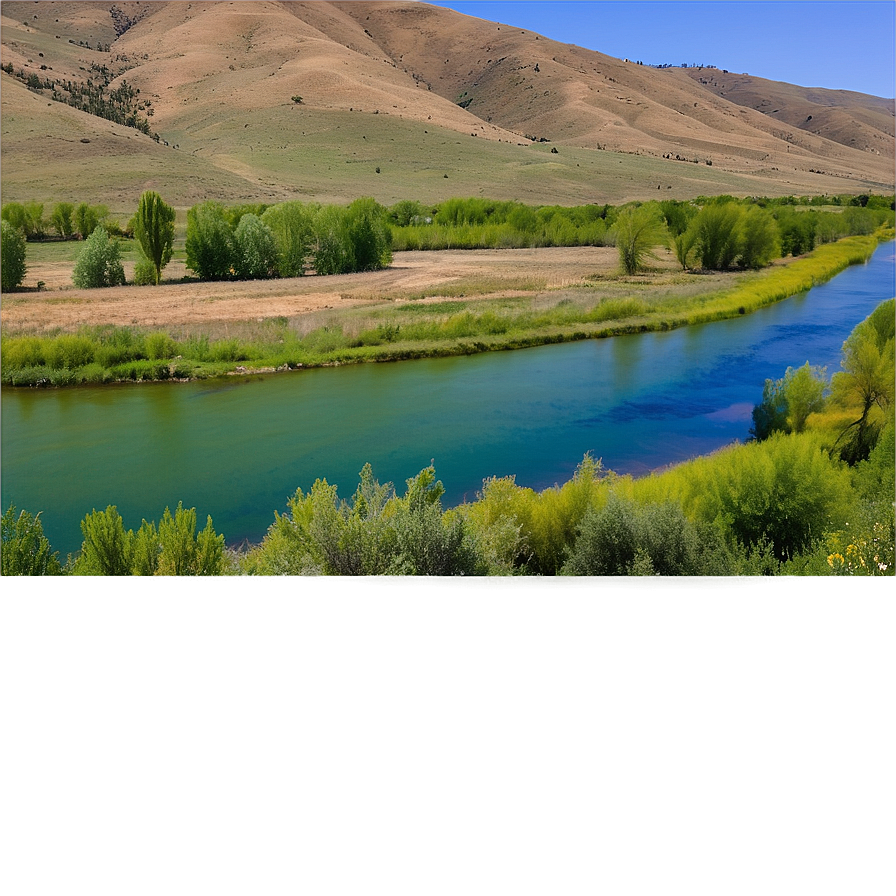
[2,243,893,556]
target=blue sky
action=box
[426,1,896,98]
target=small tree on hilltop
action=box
[1,219,27,291]
[72,226,126,288]
[133,190,175,285]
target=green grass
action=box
[4,231,888,388]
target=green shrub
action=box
[1,219,27,291]
[145,331,177,360]
[2,505,63,575]
[262,201,314,277]
[133,255,158,286]
[234,213,278,279]
[72,226,126,288]
[186,201,235,280]
[45,334,95,369]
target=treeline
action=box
[184,197,392,280]
[4,301,893,576]
[1,200,119,241]
[387,193,895,271]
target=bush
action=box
[44,334,95,369]
[72,226,126,288]
[614,203,666,275]
[234,213,279,279]
[186,201,235,280]
[133,255,158,286]
[1,219,27,291]
[689,202,743,270]
[2,505,63,575]
[262,201,315,277]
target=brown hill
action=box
[2,0,893,211]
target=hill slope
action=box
[2,0,893,212]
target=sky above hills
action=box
[428,1,896,98]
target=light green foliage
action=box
[133,191,175,285]
[1,202,28,233]
[74,505,134,575]
[387,199,426,227]
[830,299,895,463]
[1,219,27,291]
[737,205,779,269]
[689,201,743,270]
[2,505,62,575]
[133,255,158,286]
[522,454,608,574]
[345,198,392,272]
[262,201,315,277]
[72,226,126,288]
[784,362,828,433]
[313,205,354,275]
[460,475,533,574]
[234,213,279,280]
[74,203,108,240]
[186,201,236,281]
[154,503,226,575]
[614,203,667,275]
[51,202,76,239]
[672,228,697,271]
[74,503,226,575]
[677,432,854,561]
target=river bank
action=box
[1,230,891,388]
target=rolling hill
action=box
[2,0,893,213]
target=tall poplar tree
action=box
[133,190,175,285]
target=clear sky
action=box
[426,1,896,98]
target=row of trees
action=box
[185,197,392,280]
[1,200,114,241]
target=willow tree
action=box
[615,203,666,275]
[133,190,176,285]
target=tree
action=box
[262,201,314,277]
[133,190,175,285]
[233,213,279,280]
[73,505,134,575]
[74,203,108,240]
[72,226,126,288]
[313,205,354,275]
[614,203,666,275]
[185,201,235,280]
[51,202,76,239]
[783,362,827,433]
[2,505,62,575]
[831,299,895,463]
[688,202,742,270]
[345,197,392,272]
[1,219,27,291]
[737,205,779,269]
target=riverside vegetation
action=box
[3,300,893,577]
[1,193,893,387]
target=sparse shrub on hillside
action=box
[186,201,236,281]
[1,219,27,291]
[72,226,126,288]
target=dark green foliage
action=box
[562,495,735,575]
[659,199,697,236]
[774,208,817,257]
[72,226,126,288]
[387,200,426,227]
[1,219,27,291]
[233,214,279,280]
[186,201,235,280]
[133,191,175,285]
[2,505,62,575]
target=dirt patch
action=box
[3,247,627,333]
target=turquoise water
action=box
[3,243,893,557]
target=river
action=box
[2,241,894,558]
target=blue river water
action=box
[2,242,893,557]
